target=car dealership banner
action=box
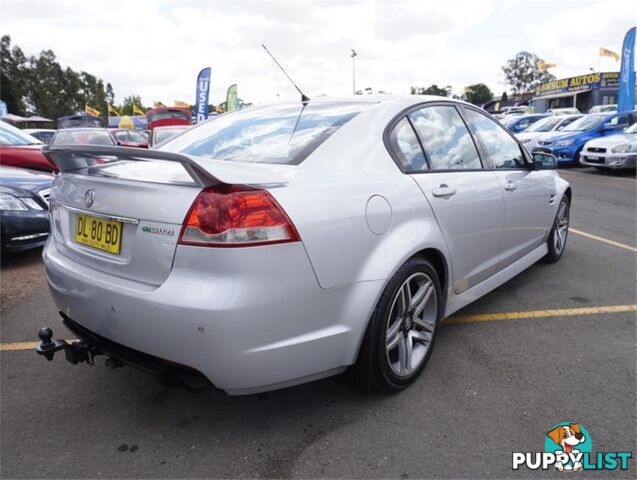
[195,67,211,123]
[534,72,620,97]
[617,26,636,113]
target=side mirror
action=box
[533,152,557,170]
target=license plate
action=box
[587,155,598,160]
[75,214,122,254]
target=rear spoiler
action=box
[43,145,218,187]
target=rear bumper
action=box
[43,239,381,394]
[1,211,50,252]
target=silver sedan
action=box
[40,96,571,394]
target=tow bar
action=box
[36,327,101,365]
[35,319,211,391]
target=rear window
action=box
[159,103,367,165]
[53,130,115,146]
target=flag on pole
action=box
[85,104,100,116]
[226,84,238,113]
[133,105,146,116]
[195,68,211,123]
[537,61,557,70]
[107,104,121,116]
[174,100,190,108]
[599,47,620,62]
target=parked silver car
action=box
[39,96,571,395]
[580,122,637,170]
[516,114,583,152]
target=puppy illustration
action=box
[547,423,586,471]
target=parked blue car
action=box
[534,110,637,165]
[501,113,549,134]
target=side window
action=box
[113,131,128,142]
[408,106,482,170]
[388,117,427,172]
[465,109,526,169]
[128,131,147,142]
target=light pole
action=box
[350,49,357,95]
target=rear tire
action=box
[352,257,443,392]
[543,196,570,263]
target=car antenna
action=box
[262,44,310,104]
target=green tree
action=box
[463,83,493,105]
[121,94,145,116]
[0,36,110,120]
[502,51,555,97]
[410,84,449,97]
[0,35,29,115]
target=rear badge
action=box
[141,225,175,236]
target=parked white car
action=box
[589,104,617,114]
[516,115,583,152]
[37,96,571,395]
[547,108,580,116]
[580,122,637,170]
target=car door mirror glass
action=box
[533,152,557,169]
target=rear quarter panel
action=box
[268,101,451,291]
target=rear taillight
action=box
[178,184,300,247]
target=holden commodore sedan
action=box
[38,96,571,395]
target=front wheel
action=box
[543,196,570,263]
[354,257,443,392]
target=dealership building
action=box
[529,71,622,113]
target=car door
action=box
[463,107,556,266]
[388,103,505,294]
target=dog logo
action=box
[546,423,588,471]
[513,422,632,471]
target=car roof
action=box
[55,128,111,132]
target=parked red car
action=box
[145,107,191,131]
[110,128,149,148]
[0,121,56,172]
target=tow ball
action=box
[36,327,98,365]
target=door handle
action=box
[432,184,457,198]
[504,183,517,192]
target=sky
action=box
[2,0,636,106]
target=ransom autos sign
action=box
[535,72,620,97]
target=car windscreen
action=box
[58,116,103,129]
[146,110,191,123]
[502,117,522,127]
[0,122,43,146]
[525,117,562,132]
[562,115,605,132]
[159,103,367,165]
[155,127,186,144]
[53,130,115,146]
[625,123,637,134]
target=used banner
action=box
[196,67,211,123]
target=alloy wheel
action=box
[553,200,569,255]
[385,272,438,377]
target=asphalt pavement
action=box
[1,167,635,479]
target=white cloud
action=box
[2,0,635,108]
